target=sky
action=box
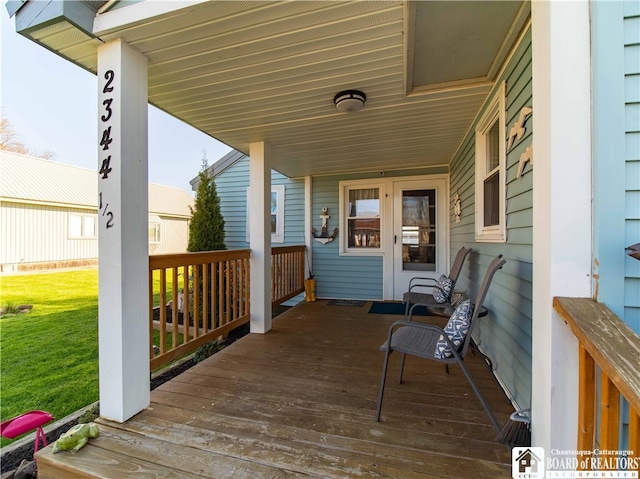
[0,8,232,194]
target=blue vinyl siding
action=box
[624,1,640,332]
[592,1,640,333]
[449,28,533,410]
[213,156,305,249]
[311,176,383,300]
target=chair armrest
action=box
[408,302,453,320]
[407,276,438,292]
[385,320,463,361]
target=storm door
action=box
[392,179,448,299]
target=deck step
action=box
[36,423,315,479]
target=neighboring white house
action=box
[0,150,194,272]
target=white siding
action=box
[148,216,190,255]
[0,201,98,265]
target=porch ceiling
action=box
[17,0,530,178]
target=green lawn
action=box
[0,269,99,447]
[0,268,186,447]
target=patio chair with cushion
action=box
[402,246,472,318]
[376,254,506,432]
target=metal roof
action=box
[0,150,193,217]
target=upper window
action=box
[246,185,285,243]
[475,82,506,242]
[149,222,161,244]
[69,213,96,239]
[340,181,384,255]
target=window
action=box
[340,181,384,255]
[475,82,506,242]
[68,213,97,238]
[246,185,285,243]
[149,223,161,244]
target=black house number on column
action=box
[99,69,116,229]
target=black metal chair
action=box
[402,247,472,317]
[376,254,506,433]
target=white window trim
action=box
[68,213,97,239]
[246,184,285,244]
[339,179,385,256]
[475,81,507,243]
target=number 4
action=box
[100,126,113,151]
[99,156,113,179]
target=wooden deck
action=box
[37,300,514,478]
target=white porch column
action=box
[97,39,149,422]
[305,175,313,277]
[531,1,592,452]
[249,141,272,333]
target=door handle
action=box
[394,235,397,244]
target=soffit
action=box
[18,0,530,178]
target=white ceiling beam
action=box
[93,0,208,36]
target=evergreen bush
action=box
[188,158,226,252]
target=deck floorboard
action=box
[37,300,514,478]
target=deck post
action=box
[96,39,150,422]
[249,141,272,333]
[531,1,592,454]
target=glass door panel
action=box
[401,189,436,272]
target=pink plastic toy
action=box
[0,410,55,455]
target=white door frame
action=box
[382,174,449,300]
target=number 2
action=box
[103,70,115,93]
[105,212,114,229]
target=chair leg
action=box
[398,353,407,384]
[456,358,502,432]
[376,349,392,422]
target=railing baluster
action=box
[600,372,620,457]
[218,260,224,327]
[148,270,154,359]
[183,265,190,342]
[232,259,238,320]
[159,270,167,354]
[630,408,640,467]
[193,264,200,340]
[202,263,209,334]
[578,344,596,455]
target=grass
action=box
[0,269,99,447]
[0,268,199,447]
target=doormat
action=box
[368,302,429,316]
[327,299,367,307]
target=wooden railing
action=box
[271,245,306,307]
[554,297,640,468]
[149,250,250,371]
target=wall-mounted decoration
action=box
[517,145,533,178]
[507,106,533,178]
[312,207,338,244]
[506,106,532,151]
[453,193,462,223]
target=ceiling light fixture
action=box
[333,90,366,113]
